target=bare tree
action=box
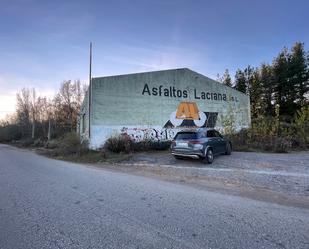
[54,80,84,134]
[30,88,37,139]
[11,80,86,141]
[16,88,31,137]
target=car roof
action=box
[177,128,216,133]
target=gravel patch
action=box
[119,151,309,208]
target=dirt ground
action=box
[104,151,309,209]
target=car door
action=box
[214,130,226,153]
[206,130,221,154]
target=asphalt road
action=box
[0,144,309,249]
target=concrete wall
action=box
[79,68,251,149]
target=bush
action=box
[33,138,45,147]
[104,135,134,153]
[0,124,21,142]
[20,137,35,147]
[294,106,309,149]
[53,132,88,156]
[133,140,171,151]
[104,135,172,153]
[44,139,59,149]
[226,117,295,153]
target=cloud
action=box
[94,42,205,76]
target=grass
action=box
[36,147,133,164]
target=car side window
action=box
[214,131,222,138]
[207,130,215,137]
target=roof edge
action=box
[91,67,249,98]
[92,68,189,79]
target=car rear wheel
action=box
[225,143,232,155]
[203,148,214,164]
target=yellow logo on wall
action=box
[176,102,200,120]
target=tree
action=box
[222,69,232,87]
[53,80,84,135]
[30,88,37,139]
[35,96,52,139]
[289,42,309,107]
[234,69,247,93]
[249,69,262,118]
[259,63,274,116]
[244,65,255,95]
[272,47,290,116]
[16,88,31,137]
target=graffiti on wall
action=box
[121,102,218,142]
[121,127,180,142]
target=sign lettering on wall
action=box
[142,83,238,102]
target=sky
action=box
[0,0,308,119]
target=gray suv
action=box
[171,128,232,164]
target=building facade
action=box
[78,68,251,149]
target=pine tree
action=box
[244,65,255,95]
[249,69,262,118]
[222,69,232,87]
[272,47,290,116]
[259,63,273,116]
[217,42,308,119]
[289,42,309,107]
[234,69,247,93]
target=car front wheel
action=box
[203,148,214,164]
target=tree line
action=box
[0,41,308,148]
[0,80,86,142]
[217,42,308,119]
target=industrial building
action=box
[78,68,251,149]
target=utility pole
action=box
[88,42,92,139]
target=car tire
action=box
[174,155,184,160]
[203,148,214,164]
[225,142,232,155]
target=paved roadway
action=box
[0,144,308,249]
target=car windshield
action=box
[175,132,198,140]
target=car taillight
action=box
[189,140,202,144]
